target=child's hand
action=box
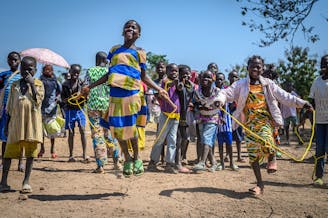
[81,86,90,97]
[158,88,168,99]
[214,101,223,108]
[303,102,313,111]
[24,74,34,85]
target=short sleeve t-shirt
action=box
[309,76,328,124]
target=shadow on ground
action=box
[28,192,127,201]
[159,186,256,200]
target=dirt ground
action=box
[0,121,327,218]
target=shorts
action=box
[232,126,243,143]
[217,131,232,146]
[284,116,298,128]
[198,122,217,147]
[65,109,86,130]
[4,141,38,158]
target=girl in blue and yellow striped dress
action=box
[82,20,167,177]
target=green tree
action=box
[277,47,317,98]
[238,0,325,47]
[225,64,248,79]
[146,52,168,79]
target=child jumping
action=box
[0,56,44,193]
[61,64,88,162]
[82,20,168,177]
[216,55,311,194]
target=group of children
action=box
[0,19,327,195]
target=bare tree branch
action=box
[238,0,323,47]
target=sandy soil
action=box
[0,122,327,218]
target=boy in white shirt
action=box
[309,55,328,186]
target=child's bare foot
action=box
[248,186,264,195]
[37,150,44,158]
[0,184,11,193]
[51,153,57,159]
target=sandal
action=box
[230,164,239,171]
[133,159,144,176]
[21,184,33,194]
[92,167,105,174]
[178,166,191,173]
[51,153,57,159]
[267,160,277,174]
[81,156,91,164]
[248,186,264,195]
[123,161,133,177]
[18,164,25,172]
[68,157,76,162]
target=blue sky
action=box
[0,0,327,75]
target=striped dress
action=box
[244,84,275,163]
[0,70,21,141]
[106,45,147,140]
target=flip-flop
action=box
[133,159,144,176]
[0,184,11,192]
[178,166,191,173]
[68,157,76,162]
[18,164,25,172]
[92,167,105,174]
[21,184,32,194]
[248,186,264,195]
[123,161,133,177]
[267,160,277,174]
[81,157,91,164]
[230,164,239,171]
[51,153,58,159]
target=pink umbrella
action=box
[20,48,70,69]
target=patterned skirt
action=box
[107,87,147,140]
[245,120,276,163]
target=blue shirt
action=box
[218,103,232,133]
[0,70,21,106]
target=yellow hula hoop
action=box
[220,107,316,162]
[67,93,114,148]
[68,92,177,149]
[221,107,326,180]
